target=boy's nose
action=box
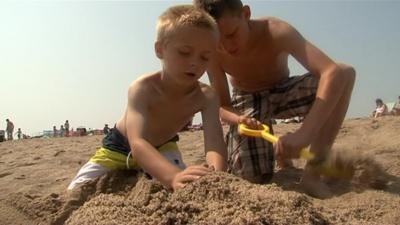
[189,61,199,71]
[190,56,203,67]
[190,58,198,67]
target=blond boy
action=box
[194,0,356,196]
[68,5,227,191]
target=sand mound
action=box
[66,172,328,225]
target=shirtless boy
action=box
[194,0,356,196]
[68,5,227,191]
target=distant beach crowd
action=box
[0,119,111,142]
[1,95,398,143]
[372,95,400,118]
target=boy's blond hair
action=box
[156,5,218,42]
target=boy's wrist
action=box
[205,152,227,171]
[297,124,315,144]
[237,115,244,125]
[166,170,181,189]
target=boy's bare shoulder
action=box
[127,72,161,104]
[255,16,301,50]
[256,16,297,39]
[128,72,160,93]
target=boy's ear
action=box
[155,41,163,59]
[242,5,251,20]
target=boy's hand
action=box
[237,115,262,130]
[275,130,310,160]
[171,165,213,191]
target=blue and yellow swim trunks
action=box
[67,128,185,190]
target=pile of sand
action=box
[66,172,328,225]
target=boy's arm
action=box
[277,21,347,146]
[126,84,210,189]
[207,60,237,124]
[200,85,227,171]
[207,60,261,128]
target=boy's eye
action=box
[226,30,237,39]
[178,50,190,56]
[200,56,209,62]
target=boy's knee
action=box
[337,63,356,84]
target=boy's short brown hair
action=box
[156,5,218,42]
[193,0,243,20]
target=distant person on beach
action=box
[53,126,57,137]
[64,120,70,137]
[0,130,5,142]
[391,96,400,116]
[16,128,22,140]
[68,5,227,191]
[60,125,65,137]
[6,119,14,141]
[194,0,356,197]
[103,124,110,135]
[372,98,388,118]
[181,116,194,131]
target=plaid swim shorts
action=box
[226,73,319,183]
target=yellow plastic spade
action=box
[239,123,352,179]
[239,124,314,160]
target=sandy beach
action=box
[0,116,399,225]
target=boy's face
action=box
[217,11,250,56]
[157,26,217,83]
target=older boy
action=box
[68,5,227,191]
[194,0,356,195]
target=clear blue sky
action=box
[1,1,399,135]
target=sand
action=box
[0,116,399,225]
